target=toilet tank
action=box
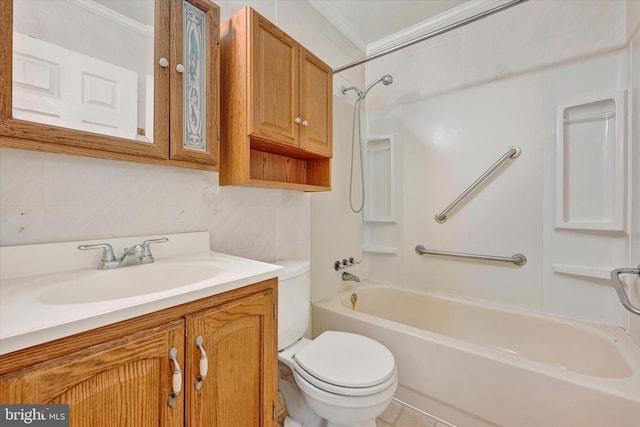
[275,260,310,351]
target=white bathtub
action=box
[312,285,640,427]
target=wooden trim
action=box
[169,0,219,166]
[0,137,218,172]
[250,137,328,160]
[0,1,12,130]
[155,0,172,159]
[220,9,251,185]
[1,0,221,172]
[1,1,168,158]
[0,279,277,374]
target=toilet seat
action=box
[293,331,397,397]
[294,360,397,396]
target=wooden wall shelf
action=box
[219,7,332,192]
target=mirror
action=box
[12,0,155,142]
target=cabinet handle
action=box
[167,347,182,407]
[159,58,169,68]
[194,335,208,390]
[294,117,302,124]
[176,64,185,73]
[302,120,309,127]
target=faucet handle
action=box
[78,243,116,261]
[141,238,169,259]
[78,243,118,269]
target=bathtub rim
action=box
[312,283,640,403]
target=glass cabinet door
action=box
[169,0,219,165]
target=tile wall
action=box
[359,0,640,328]
[629,1,640,345]
[0,148,309,261]
[0,1,363,270]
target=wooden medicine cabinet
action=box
[220,7,332,191]
[0,0,220,170]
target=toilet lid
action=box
[293,331,396,388]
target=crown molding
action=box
[66,0,154,37]
[307,0,368,53]
[366,0,512,55]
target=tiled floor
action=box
[376,399,455,427]
[277,391,454,427]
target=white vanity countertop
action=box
[0,231,283,355]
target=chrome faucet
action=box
[342,271,360,283]
[78,238,168,270]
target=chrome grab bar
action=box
[415,244,527,266]
[610,266,640,316]
[435,146,521,223]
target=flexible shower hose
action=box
[349,97,365,213]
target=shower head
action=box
[362,74,394,98]
[341,74,393,101]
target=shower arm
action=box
[341,86,363,98]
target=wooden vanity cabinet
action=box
[0,280,277,427]
[220,7,332,191]
[0,321,185,427]
[186,289,277,426]
[0,0,220,171]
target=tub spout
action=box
[342,272,360,283]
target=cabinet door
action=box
[1,0,170,160]
[169,0,220,165]
[185,289,277,427]
[299,48,333,157]
[249,11,299,148]
[0,321,185,427]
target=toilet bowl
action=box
[276,260,398,427]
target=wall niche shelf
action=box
[555,91,626,231]
[364,136,395,222]
[362,246,398,254]
[552,264,612,280]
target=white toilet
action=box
[276,260,397,427]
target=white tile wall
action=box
[0,0,361,270]
[6,0,635,331]
[397,72,545,310]
[0,148,300,262]
[358,0,639,327]
[366,0,627,112]
[629,10,640,345]
[311,94,365,303]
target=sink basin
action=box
[0,232,285,355]
[38,261,220,305]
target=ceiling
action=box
[308,0,469,52]
[93,0,154,26]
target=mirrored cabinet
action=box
[0,0,219,170]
